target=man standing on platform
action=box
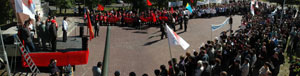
[62,17,68,42]
[49,18,57,52]
[51,16,58,30]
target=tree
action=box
[124,0,147,10]
[47,0,75,14]
[0,0,14,25]
[85,0,100,9]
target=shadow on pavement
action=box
[133,31,148,34]
[143,39,161,46]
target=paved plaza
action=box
[69,15,242,76]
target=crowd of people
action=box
[16,1,300,76]
[86,1,300,76]
[18,14,69,52]
[149,1,299,76]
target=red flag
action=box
[28,0,33,6]
[190,0,194,3]
[170,7,174,14]
[87,12,94,40]
[147,0,152,6]
[97,4,104,11]
[152,13,156,22]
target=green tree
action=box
[86,0,100,9]
[0,0,14,25]
[47,0,75,14]
[124,0,147,10]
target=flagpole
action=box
[280,0,285,27]
[211,26,213,41]
[166,25,175,75]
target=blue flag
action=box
[186,3,193,13]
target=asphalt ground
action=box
[70,15,242,76]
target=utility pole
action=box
[101,26,111,76]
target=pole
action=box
[280,0,286,27]
[166,24,175,75]
[211,26,213,41]
[167,36,176,75]
[101,26,111,76]
[0,28,11,76]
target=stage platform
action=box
[21,36,89,67]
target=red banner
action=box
[124,17,134,24]
[159,16,169,21]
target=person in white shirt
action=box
[241,58,250,76]
[62,17,68,42]
[259,62,271,76]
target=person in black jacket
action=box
[183,15,189,32]
[20,20,36,52]
[160,21,166,40]
[49,59,60,76]
[160,65,168,76]
[49,19,57,52]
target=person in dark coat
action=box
[94,19,100,37]
[154,69,160,76]
[228,60,241,76]
[160,65,168,76]
[201,61,211,76]
[183,15,189,32]
[49,59,60,76]
[178,13,183,30]
[49,21,57,52]
[160,21,166,40]
[20,20,36,52]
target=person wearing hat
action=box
[195,60,203,76]
[241,58,250,76]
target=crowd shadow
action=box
[133,31,148,34]
[143,39,161,46]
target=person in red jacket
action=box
[51,16,58,30]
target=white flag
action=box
[15,0,35,19]
[250,0,255,16]
[165,24,190,50]
[255,0,259,8]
